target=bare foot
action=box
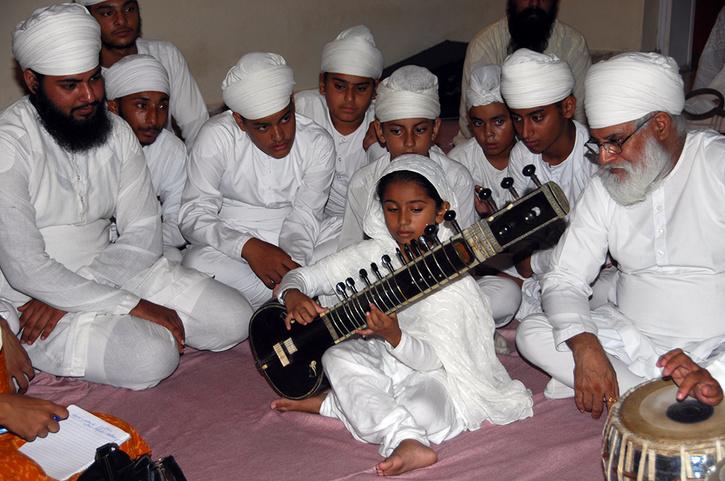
[270,391,327,413]
[375,439,437,476]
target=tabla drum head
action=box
[620,379,725,443]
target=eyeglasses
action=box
[585,112,657,157]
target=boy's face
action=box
[374,118,441,159]
[234,101,296,159]
[108,90,169,146]
[468,102,515,158]
[509,95,575,155]
[88,0,141,49]
[319,73,376,130]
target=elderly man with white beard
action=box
[515,52,725,419]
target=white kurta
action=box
[294,89,376,219]
[526,130,725,388]
[448,136,514,207]
[142,129,187,252]
[337,146,476,251]
[136,38,209,147]
[179,112,337,308]
[278,157,532,456]
[458,18,591,141]
[693,7,725,90]
[0,98,250,384]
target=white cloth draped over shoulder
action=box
[294,90,376,219]
[142,129,187,250]
[278,155,533,437]
[338,146,476,251]
[540,130,725,384]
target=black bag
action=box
[78,443,187,481]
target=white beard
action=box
[597,137,673,206]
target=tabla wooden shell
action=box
[603,379,725,481]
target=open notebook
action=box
[19,405,130,480]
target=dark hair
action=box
[376,170,444,209]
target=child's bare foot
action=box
[375,439,437,476]
[270,391,327,413]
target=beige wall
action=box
[1,0,651,110]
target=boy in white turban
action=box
[179,53,337,310]
[517,52,725,419]
[338,66,476,252]
[449,62,522,328]
[77,0,208,147]
[500,48,601,320]
[295,25,383,220]
[1,4,251,390]
[105,54,187,262]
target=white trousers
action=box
[319,338,465,457]
[183,219,342,310]
[475,275,522,328]
[24,258,253,390]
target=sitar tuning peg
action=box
[345,277,358,293]
[501,177,520,199]
[396,247,406,266]
[381,254,395,274]
[410,239,423,256]
[359,268,372,287]
[522,164,542,188]
[424,224,440,245]
[370,262,383,280]
[403,243,415,261]
[477,187,498,213]
[335,282,348,301]
[443,210,462,234]
[417,235,430,252]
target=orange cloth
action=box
[0,349,150,480]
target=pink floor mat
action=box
[26,328,606,480]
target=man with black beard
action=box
[516,52,725,419]
[0,4,252,391]
[458,0,590,141]
[76,0,208,147]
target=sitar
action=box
[249,173,570,399]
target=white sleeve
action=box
[278,134,336,265]
[178,124,251,260]
[158,143,188,248]
[0,135,140,314]
[387,331,443,371]
[540,180,612,348]
[337,173,368,251]
[452,163,477,229]
[165,44,209,147]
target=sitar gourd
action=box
[249,166,570,399]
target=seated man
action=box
[458,0,590,140]
[295,25,383,220]
[338,65,477,251]
[500,48,600,319]
[105,54,187,262]
[516,52,725,418]
[179,53,337,310]
[1,4,251,390]
[78,0,208,146]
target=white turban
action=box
[12,3,101,76]
[74,0,108,5]
[501,48,574,109]
[104,54,169,100]
[222,52,295,120]
[585,52,685,129]
[375,66,440,122]
[321,25,384,79]
[466,62,503,109]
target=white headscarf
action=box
[222,52,295,120]
[321,25,384,79]
[74,0,108,5]
[585,52,685,129]
[360,154,533,429]
[12,3,101,76]
[501,48,574,109]
[466,62,503,110]
[375,66,440,122]
[104,54,169,100]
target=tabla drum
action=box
[603,379,725,480]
